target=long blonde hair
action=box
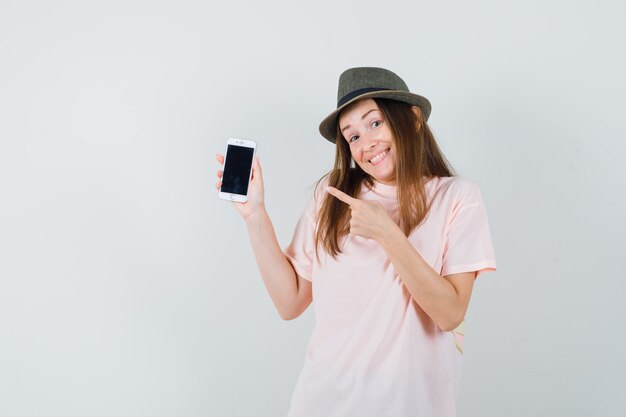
[314,98,456,258]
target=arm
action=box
[326,186,475,332]
[216,154,312,320]
[244,209,312,320]
[378,225,475,332]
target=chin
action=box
[373,166,395,181]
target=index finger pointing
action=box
[326,186,359,206]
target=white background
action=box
[1,0,624,416]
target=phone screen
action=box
[221,144,254,195]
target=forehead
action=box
[338,98,381,127]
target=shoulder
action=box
[435,176,484,208]
[449,176,481,195]
[297,173,330,219]
[312,174,331,203]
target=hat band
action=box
[337,87,391,108]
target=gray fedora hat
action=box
[319,67,431,143]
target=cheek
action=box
[348,145,361,160]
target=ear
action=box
[411,106,422,131]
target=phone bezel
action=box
[218,137,257,203]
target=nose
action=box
[362,132,378,151]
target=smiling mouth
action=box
[368,148,391,166]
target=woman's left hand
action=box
[326,186,399,242]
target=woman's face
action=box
[338,98,396,186]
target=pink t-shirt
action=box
[283,176,497,417]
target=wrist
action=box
[377,221,404,248]
[244,206,269,226]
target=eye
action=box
[349,135,359,143]
[371,120,382,128]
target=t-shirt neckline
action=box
[370,180,397,198]
[369,177,438,199]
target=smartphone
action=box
[218,137,257,202]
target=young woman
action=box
[215,67,497,417]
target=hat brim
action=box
[318,90,431,144]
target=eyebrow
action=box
[340,109,379,133]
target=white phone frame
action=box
[218,137,257,203]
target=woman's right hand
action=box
[215,153,266,221]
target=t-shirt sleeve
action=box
[441,179,497,279]
[283,185,322,282]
